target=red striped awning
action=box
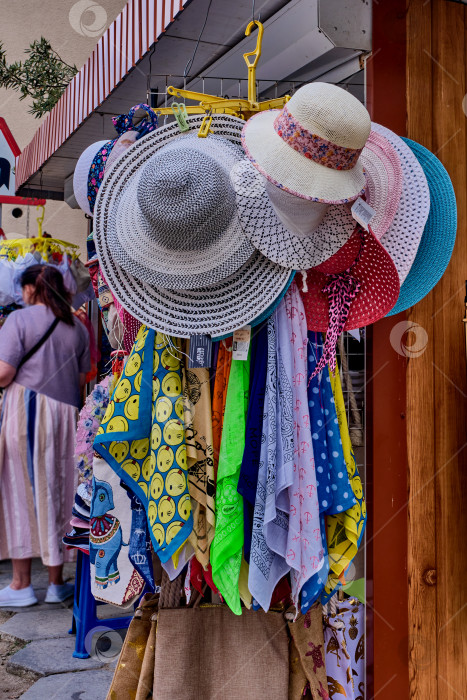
[15,0,188,190]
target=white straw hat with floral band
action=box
[242,82,371,204]
[94,114,292,339]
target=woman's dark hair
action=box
[21,265,74,325]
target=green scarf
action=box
[211,349,250,614]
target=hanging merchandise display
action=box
[324,599,365,700]
[182,353,216,568]
[73,104,159,216]
[90,456,146,605]
[50,16,458,698]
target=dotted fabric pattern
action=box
[94,115,292,338]
[108,134,255,290]
[372,123,431,285]
[360,129,403,239]
[388,137,457,315]
[302,227,400,331]
[232,160,355,269]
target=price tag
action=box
[351,197,376,231]
[188,334,212,368]
[232,325,251,361]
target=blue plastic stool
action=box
[69,549,134,658]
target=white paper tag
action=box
[351,197,376,231]
[348,328,361,342]
[232,325,251,361]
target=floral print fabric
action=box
[273,105,363,171]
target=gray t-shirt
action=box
[0,305,91,407]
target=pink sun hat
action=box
[360,130,403,239]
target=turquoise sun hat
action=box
[387,137,457,315]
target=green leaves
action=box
[0,37,77,118]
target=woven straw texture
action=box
[302,228,400,331]
[360,129,403,239]
[372,123,431,286]
[94,115,292,338]
[233,159,355,268]
[109,133,254,289]
[242,83,370,203]
[387,137,457,315]
[73,140,108,215]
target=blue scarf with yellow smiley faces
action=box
[94,325,193,563]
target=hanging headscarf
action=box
[211,348,251,614]
[94,326,193,564]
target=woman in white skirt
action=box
[0,265,90,606]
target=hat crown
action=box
[137,146,236,251]
[286,82,371,150]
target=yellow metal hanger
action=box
[154,21,290,127]
[243,20,264,106]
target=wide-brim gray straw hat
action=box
[105,130,254,290]
[94,115,292,338]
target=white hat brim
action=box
[242,110,366,204]
[73,140,108,215]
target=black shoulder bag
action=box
[17,317,60,370]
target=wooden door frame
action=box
[367,1,410,697]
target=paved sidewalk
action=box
[0,559,127,699]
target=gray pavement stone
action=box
[0,608,73,641]
[7,636,107,676]
[19,669,115,699]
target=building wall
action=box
[406,1,467,698]
[0,0,127,248]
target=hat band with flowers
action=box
[273,105,363,171]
